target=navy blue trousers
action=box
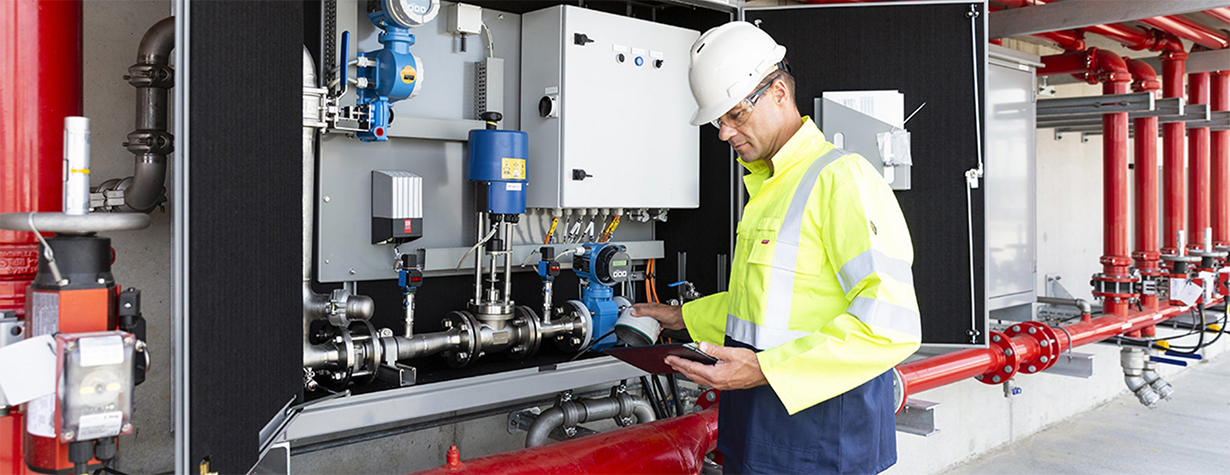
[718,337,897,474]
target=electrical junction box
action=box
[446,3,482,36]
[372,170,424,244]
[521,5,700,210]
[46,332,135,443]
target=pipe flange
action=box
[1004,322,1060,374]
[976,331,1022,385]
[506,306,542,360]
[1160,253,1200,263]
[125,130,175,155]
[441,311,479,368]
[347,319,381,386]
[556,300,593,352]
[320,326,356,391]
[1091,273,1140,300]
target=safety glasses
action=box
[710,74,782,130]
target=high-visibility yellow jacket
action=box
[682,117,921,415]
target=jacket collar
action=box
[738,116,825,197]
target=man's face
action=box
[714,78,782,164]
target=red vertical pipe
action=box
[0,0,81,320]
[1213,71,1230,247]
[1128,58,1162,310]
[1101,55,1134,318]
[1162,52,1188,255]
[1189,72,1211,249]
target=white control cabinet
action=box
[521,5,700,210]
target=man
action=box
[631,21,922,474]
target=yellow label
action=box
[501,158,526,180]
[400,65,417,84]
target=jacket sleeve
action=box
[680,292,729,345]
[757,160,922,415]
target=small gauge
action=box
[383,0,440,29]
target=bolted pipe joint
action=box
[1121,348,1161,407]
[1141,360,1175,401]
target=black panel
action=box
[749,2,987,345]
[189,2,304,472]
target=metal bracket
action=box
[507,407,541,434]
[895,398,939,437]
[376,363,417,387]
[1043,351,1095,378]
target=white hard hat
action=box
[687,21,787,126]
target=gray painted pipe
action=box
[122,16,176,213]
[525,395,656,448]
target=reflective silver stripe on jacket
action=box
[848,297,922,338]
[727,148,845,350]
[726,314,810,351]
[837,249,915,294]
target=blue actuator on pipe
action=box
[468,119,529,216]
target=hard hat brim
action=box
[688,44,787,127]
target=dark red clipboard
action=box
[603,343,719,374]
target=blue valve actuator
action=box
[467,128,529,215]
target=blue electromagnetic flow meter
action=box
[351,0,438,142]
[572,242,634,350]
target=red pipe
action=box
[1099,54,1135,318]
[1162,52,1188,255]
[1128,58,1163,310]
[1190,72,1212,249]
[1207,8,1230,26]
[1213,70,1230,247]
[0,0,80,320]
[899,303,1196,395]
[1141,16,1230,50]
[411,406,719,475]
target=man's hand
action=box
[630,303,686,330]
[665,342,769,390]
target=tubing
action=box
[1128,58,1162,309]
[1141,16,1230,50]
[120,17,176,213]
[413,406,717,475]
[1190,72,1212,250]
[1213,71,1230,246]
[1162,52,1188,256]
[1102,65,1133,318]
[525,394,656,448]
[1207,8,1230,25]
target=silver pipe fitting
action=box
[1121,348,1161,407]
[525,392,656,448]
[1141,360,1174,401]
[1036,296,1093,315]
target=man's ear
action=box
[771,80,790,105]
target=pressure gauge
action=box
[383,0,440,29]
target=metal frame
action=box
[172,1,191,474]
[271,357,647,447]
[748,0,990,348]
[1141,49,1230,76]
[990,0,1230,39]
[895,398,939,437]
[1036,92,1157,117]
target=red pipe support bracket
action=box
[1128,58,1163,309]
[1213,71,1230,247]
[1162,52,1188,256]
[1190,72,1212,250]
[410,406,719,475]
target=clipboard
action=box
[603,343,719,374]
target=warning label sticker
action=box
[400,65,417,84]
[404,219,413,234]
[501,158,526,180]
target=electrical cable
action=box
[1156,305,1207,354]
[27,213,65,285]
[481,22,494,58]
[666,373,683,417]
[455,226,499,270]
[569,328,617,361]
[650,375,672,418]
[640,376,665,419]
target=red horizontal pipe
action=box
[1037,29,1087,52]
[1141,16,1230,50]
[411,406,718,475]
[1213,71,1230,246]
[1207,8,1230,25]
[899,303,1197,395]
[996,0,1184,53]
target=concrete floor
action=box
[946,351,1230,474]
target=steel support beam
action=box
[991,0,1230,39]
[1037,92,1156,117]
[1140,49,1230,76]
